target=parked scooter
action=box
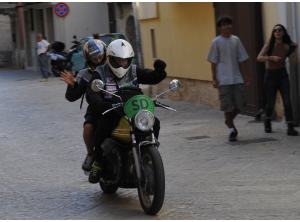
[90,78,181,215]
[48,35,80,77]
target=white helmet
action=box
[107,39,134,78]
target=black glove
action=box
[154,59,166,72]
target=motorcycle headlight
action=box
[134,110,155,132]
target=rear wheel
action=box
[99,182,118,194]
[99,148,121,194]
[138,145,165,215]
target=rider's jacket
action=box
[65,68,96,116]
[65,61,105,100]
[86,63,167,116]
[65,68,92,102]
[96,64,139,100]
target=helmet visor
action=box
[90,53,104,65]
[109,56,132,69]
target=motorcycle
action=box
[90,79,181,215]
[48,35,80,77]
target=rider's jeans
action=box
[264,67,294,123]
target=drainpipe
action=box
[16,2,26,68]
[16,2,25,49]
[288,2,300,125]
[132,2,144,68]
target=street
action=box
[1,69,300,219]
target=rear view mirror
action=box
[169,79,181,92]
[91,79,105,92]
[155,79,182,99]
[90,79,123,101]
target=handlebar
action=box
[101,99,176,116]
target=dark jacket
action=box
[65,68,92,102]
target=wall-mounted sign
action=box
[54,3,69,17]
[136,2,158,20]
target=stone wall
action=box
[0,14,12,67]
[0,51,12,67]
[150,77,220,109]
[150,77,285,120]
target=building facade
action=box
[0,3,18,68]
[22,2,110,70]
[261,2,300,123]
[136,2,300,124]
[137,2,219,108]
[0,14,13,67]
[0,2,142,69]
[108,3,142,66]
[0,2,110,70]
[1,2,299,123]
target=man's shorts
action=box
[84,112,97,127]
[218,84,246,112]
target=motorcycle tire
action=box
[51,67,61,77]
[99,182,118,194]
[99,147,121,194]
[138,145,165,215]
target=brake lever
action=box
[154,100,177,112]
[102,103,123,115]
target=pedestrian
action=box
[257,24,298,136]
[207,16,250,142]
[254,75,266,122]
[36,33,50,82]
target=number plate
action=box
[124,95,155,118]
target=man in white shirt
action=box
[207,16,251,142]
[37,33,50,82]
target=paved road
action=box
[1,69,300,219]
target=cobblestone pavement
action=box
[1,69,300,219]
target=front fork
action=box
[132,133,142,183]
[131,131,158,186]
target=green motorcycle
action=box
[91,79,181,215]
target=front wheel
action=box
[138,145,165,215]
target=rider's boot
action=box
[287,122,298,136]
[82,153,94,172]
[264,118,272,133]
[88,161,102,184]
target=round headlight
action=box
[134,110,155,132]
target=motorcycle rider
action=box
[60,38,106,171]
[85,39,167,183]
